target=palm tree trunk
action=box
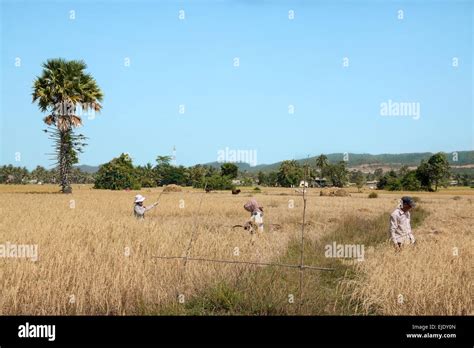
[59,129,73,193]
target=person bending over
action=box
[243,198,264,233]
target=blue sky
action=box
[1,0,472,169]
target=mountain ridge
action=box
[76,150,474,173]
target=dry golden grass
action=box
[343,194,473,315]
[0,184,472,315]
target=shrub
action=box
[368,192,378,199]
[94,153,141,190]
[200,174,234,191]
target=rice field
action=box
[0,184,472,315]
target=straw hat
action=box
[134,194,146,203]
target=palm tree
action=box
[32,58,103,193]
[315,154,328,174]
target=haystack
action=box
[320,188,350,197]
[163,184,182,192]
[334,189,350,197]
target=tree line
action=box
[0,165,94,185]
[92,153,357,190]
[93,154,245,191]
[376,152,471,192]
[2,151,473,192]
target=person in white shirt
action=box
[133,194,158,219]
[389,196,416,250]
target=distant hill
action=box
[205,162,268,172]
[205,150,474,173]
[77,150,474,174]
[75,165,100,173]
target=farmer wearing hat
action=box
[243,198,264,233]
[133,194,158,219]
[389,196,416,250]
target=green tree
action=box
[204,165,218,177]
[257,171,267,185]
[416,161,432,191]
[302,163,315,181]
[0,165,29,184]
[400,170,421,191]
[428,153,451,191]
[94,153,141,190]
[416,153,450,191]
[316,154,329,177]
[188,165,206,187]
[267,171,279,187]
[277,160,303,187]
[32,58,103,193]
[220,163,238,179]
[377,170,401,191]
[154,155,173,185]
[165,165,189,186]
[30,165,48,183]
[351,170,366,192]
[136,163,156,187]
[156,156,172,166]
[326,161,348,188]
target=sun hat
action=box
[134,194,146,203]
[401,196,416,207]
[244,199,263,213]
